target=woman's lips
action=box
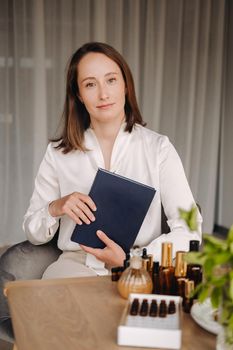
[96,103,115,109]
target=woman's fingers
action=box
[96,230,113,247]
[49,192,96,224]
[74,198,96,224]
[77,193,97,212]
[80,230,126,267]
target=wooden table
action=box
[5,276,216,350]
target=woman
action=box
[23,42,202,279]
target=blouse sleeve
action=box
[146,136,202,262]
[23,144,60,245]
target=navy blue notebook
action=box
[71,169,156,253]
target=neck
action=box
[91,117,125,143]
[90,117,125,171]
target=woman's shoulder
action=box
[46,141,62,154]
[43,141,67,163]
[134,124,170,146]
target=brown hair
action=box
[52,42,146,153]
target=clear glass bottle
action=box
[117,248,153,299]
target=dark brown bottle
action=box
[168,300,176,314]
[152,261,160,294]
[149,299,158,317]
[187,240,202,293]
[129,298,139,315]
[159,242,175,295]
[140,299,149,316]
[159,300,167,317]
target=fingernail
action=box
[91,216,95,221]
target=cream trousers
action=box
[42,251,98,279]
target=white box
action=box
[117,293,182,349]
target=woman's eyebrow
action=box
[105,72,118,77]
[81,72,118,83]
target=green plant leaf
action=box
[230,242,233,255]
[198,285,211,303]
[227,225,233,244]
[185,252,205,265]
[213,252,232,265]
[203,234,227,250]
[203,258,215,275]
[230,275,233,301]
[210,287,221,308]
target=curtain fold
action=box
[0,0,231,244]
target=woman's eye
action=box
[85,82,96,88]
[107,77,117,84]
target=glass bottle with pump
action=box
[117,248,153,299]
[159,242,175,295]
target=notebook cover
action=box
[71,169,156,252]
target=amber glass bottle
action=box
[174,251,188,298]
[159,242,175,295]
[183,280,195,313]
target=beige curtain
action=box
[0,0,231,244]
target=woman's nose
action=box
[98,84,109,100]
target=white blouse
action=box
[23,123,202,263]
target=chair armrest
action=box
[0,238,61,280]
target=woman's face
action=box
[77,52,126,126]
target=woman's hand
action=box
[80,230,126,267]
[48,192,96,225]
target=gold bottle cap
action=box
[161,242,173,267]
[175,251,187,277]
[185,280,195,298]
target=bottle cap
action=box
[175,251,187,277]
[189,240,200,252]
[161,242,173,267]
[142,248,148,258]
